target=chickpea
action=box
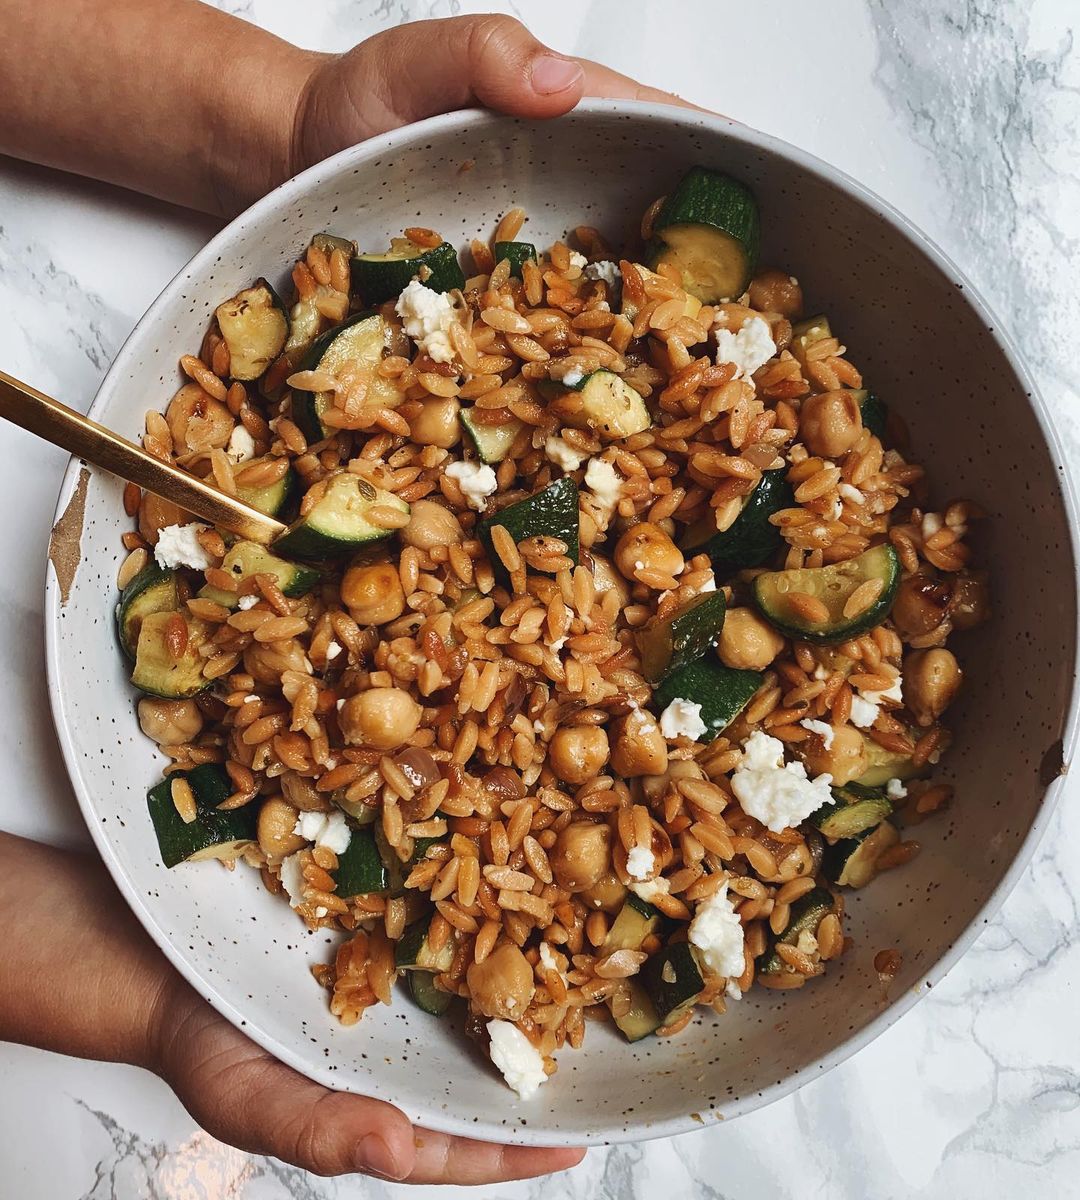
[339,687,422,750]
[610,711,668,777]
[548,726,610,786]
[589,553,631,608]
[640,758,705,803]
[341,562,405,626]
[748,269,804,318]
[409,396,461,449]
[904,649,962,727]
[717,608,785,671]
[800,390,863,459]
[550,820,612,892]
[579,870,628,913]
[138,492,190,544]
[891,574,952,641]
[166,382,234,452]
[257,797,306,859]
[614,522,684,582]
[136,697,203,746]
[244,640,311,685]
[401,499,464,551]
[280,770,329,813]
[465,944,535,1020]
[800,723,869,786]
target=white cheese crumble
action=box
[225,424,256,464]
[800,718,835,749]
[549,634,568,653]
[658,697,707,742]
[325,641,343,660]
[394,278,457,364]
[714,316,776,381]
[921,512,944,540]
[886,778,908,801]
[236,594,259,611]
[625,845,656,880]
[279,853,306,909]
[562,366,585,387]
[699,574,717,593]
[567,250,588,271]
[486,1020,548,1099]
[848,693,880,728]
[730,731,833,832]
[544,435,586,472]
[445,459,497,510]
[154,523,213,571]
[689,883,745,980]
[839,483,865,505]
[583,260,621,287]
[314,905,328,919]
[293,810,352,855]
[583,457,623,517]
[630,876,670,904]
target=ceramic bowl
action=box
[44,101,1079,1146]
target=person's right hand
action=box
[221,14,701,215]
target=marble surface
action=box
[1,0,1078,1195]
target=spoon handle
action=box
[0,370,286,544]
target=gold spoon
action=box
[0,369,286,544]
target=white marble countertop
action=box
[2,1,1079,1195]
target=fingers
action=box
[407,1128,587,1186]
[158,999,415,1179]
[577,60,714,114]
[296,15,584,169]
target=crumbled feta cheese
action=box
[538,941,561,975]
[325,641,343,660]
[562,366,585,388]
[236,594,259,611]
[630,876,670,904]
[154,523,213,571]
[549,635,568,653]
[866,677,904,706]
[583,457,623,517]
[848,693,880,728]
[544,435,586,472]
[886,778,908,801]
[796,930,819,956]
[689,883,745,979]
[714,316,776,381]
[812,663,830,682]
[445,460,497,510]
[839,483,865,505]
[394,278,457,364]
[800,718,835,749]
[293,810,351,855]
[567,250,588,271]
[486,1020,548,1099]
[725,978,743,1001]
[921,512,944,540]
[583,260,621,288]
[314,906,328,919]
[625,845,656,880]
[658,697,707,741]
[699,575,717,593]
[730,730,833,832]
[225,424,256,464]
[279,853,306,909]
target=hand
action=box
[152,975,585,1183]
[223,13,700,214]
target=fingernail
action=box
[356,1134,402,1180]
[531,54,584,95]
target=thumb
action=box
[159,997,415,1179]
[295,15,584,169]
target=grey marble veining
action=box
[0,0,1078,1196]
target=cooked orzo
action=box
[118,165,988,1097]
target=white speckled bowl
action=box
[45,102,1079,1145]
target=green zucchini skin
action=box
[272,473,409,560]
[636,590,728,684]
[409,970,455,1016]
[395,914,455,972]
[460,409,525,464]
[646,167,760,302]
[331,827,387,898]
[753,544,901,644]
[351,241,465,305]
[823,822,899,888]
[758,886,834,974]
[236,460,298,519]
[602,896,661,953]
[680,469,793,573]
[612,978,662,1042]
[641,942,704,1025]
[477,477,580,584]
[312,232,358,258]
[493,241,538,278]
[855,389,888,440]
[117,564,178,660]
[147,764,257,868]
[199,541,319,609]
[651,657,763,741]
[291,311,383,443]
[811,782,893,840]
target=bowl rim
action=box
[43,98,1080,1146]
